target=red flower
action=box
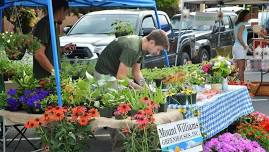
[144,107,154,116]
[79,116,89,126]
[140,97,150,103]
[134,110,145,119]
[115,103,131,115]
[121,128,131,135]
[88,108,99,118]
[25,119,39,129]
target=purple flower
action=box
[23,90,32,96]
[7,89,17,96]
[6,98,21,111]
[204,133,266,152]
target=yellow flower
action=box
[175,146,181,152]
[178,108,187,113]
[167,91,175,97]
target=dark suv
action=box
[170,12,237,64]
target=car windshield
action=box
[69,14,138,35]
[171,15,213,31]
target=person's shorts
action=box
[232,45,247,60]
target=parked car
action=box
[60,9,174,68]
[170,12,237,63]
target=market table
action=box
[168,85,254,139]
[0,109,183,152]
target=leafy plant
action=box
[111,20,134,37]
[0,92,7,109]
[142,66,180,81]
[236,112,269,151]
[25,106,99,152]
[0,32,41,60]
[202,56,232,84]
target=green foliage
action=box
[111,20,135,37]
[61,59,97,79]
[123,124,160,152]
[156,0,179,17]
[0,92,7,109]
[141,66,180,81]
[0,32,41,60]
[14,71,39,91]
[182,64,206,86]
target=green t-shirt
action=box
[33,16,61,79]
[95,35,144,76]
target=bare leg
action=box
[235,59,245,82]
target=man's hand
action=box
[63,43,76,54]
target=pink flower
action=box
[202,64,212,73]
[114,103,131,115]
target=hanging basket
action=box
[5,48,26,60]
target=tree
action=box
[156,0,179,17]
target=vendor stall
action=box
[168,85,254,139]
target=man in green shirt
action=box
[33,0,75,79]
[95,29,169,89]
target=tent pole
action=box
[47,0,63,107]
[0,9,2,32]
[154,7,170,67]
[0,0,3,32]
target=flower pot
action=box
[128,110,137,116]
[26,106,44,114]
[222,78,229,91]
[99,107,113,118]
[5,48,26,60]
[167,93,196,105]
[211,83,223,91]
[159,102,168,112]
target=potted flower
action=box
[236,112,269,151]
[202,56,232,91]
[116,102,160,151]
[111,20,134,37]
[25,106,99,152]
[0,32,41,60]
[142,66,180,88]
[204,132,266,152]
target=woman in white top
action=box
[232,10,250,81]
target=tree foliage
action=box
[156,0,179,17]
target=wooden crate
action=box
[250,82,269,96]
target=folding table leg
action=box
[13,126,38,150]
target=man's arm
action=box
[117,62,142,89]
[132,63,145,86]
[34,44,54,74]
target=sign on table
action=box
[157,117,203,152]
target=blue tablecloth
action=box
[168,85,254,139]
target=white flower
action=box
[7,40,10,43]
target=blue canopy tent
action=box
[0,0,169,107]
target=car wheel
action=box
[199,49,210,63]
[178,52,190,65]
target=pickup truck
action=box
[170,12,237,64]
[60,9,236,68]
[60,9,175,68]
